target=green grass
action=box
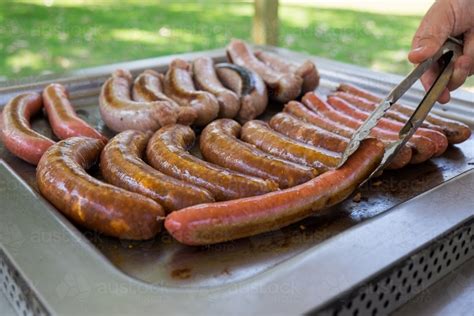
[1,0,472,88]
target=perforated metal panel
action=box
[313,220,474,316]
[0,250,49,316]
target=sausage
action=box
[42,83,107,142]
[331,91,446,134]
[165,138,385,245]
[215,63,268,123]
[302,92,436,164]
[0,93,55,165]
[337,83,471,144]
[100,130,215,213]
[326,95,448,156]
[282,102,412,169]
[99,69,178,132]
[254,50,320,93]
[241,120,338,170]
[163,59,219,126]
[200,119,316,189]
[146,124,276,201]
[192,57,240,118]
[36,137,164,240]
[132,69,197,125]
[227,39,303,103]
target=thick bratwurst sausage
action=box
[227,39,303,103]
[163,59,219,126]
[241,120,339,169]
[200,119,317,189]
[42,83,107,142]
[192,57,240,118]
[99,69,178,132]
[37,137,164,240]
[100,130,214,213]
[215,63,268,123]
[146,124,276,201]
[165,138,385,245]
[132,69,197,125]
[0,93,55,165]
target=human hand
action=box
[408,0,474,103]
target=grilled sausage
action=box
[165,138,385,245]
[42,83,107,142]
[215,63,268,122]
[37,137,164,240]
[281,102,412,169]
[100,130,214,213]
[200,119,316,188]
[302,92,436,164]
[241,120,338,170]
[255,50,320,93]
[132,69,197,125]
[0,93,55,165]
[337,83,471,144]
[146,124,276,201]
[163,59,219,126]
[326,95,448,156]
[227,39,303,103]
[99,69,178,132]
[192,57,240,118]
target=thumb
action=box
[408,0,454,64]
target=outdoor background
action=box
[1,0,473,90]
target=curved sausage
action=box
[37,137,164,240]
[200,119,316,189]
[192,57,240,118]
[281,102,412,169]
[132,69,197,125]
[241,120,338,170]
[337,83,471,144]
[0,93,55,165]
[326,95,448,156]
[215,63,268,123]
[165,138,385,245]
[163,59,219,126]
[254,50,320,93]
[100,130,214,213]
[227,39,303,103]
[146,124,276,201]
[99,69,178,132]
[302,92,436,164]
[42,83,107,142]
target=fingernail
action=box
[410,46,425,53]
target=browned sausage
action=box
[215,63,268,123]
[37,137,164,240]
[163,59,219,126]
[146,124,276,201]
[282,101,412,169]
[42,83,107,142]
[132,69,197,125]
[200,119,317,189]
[99,69,178,132]
[165,138,385,245]
[227,39,303,103]
[0,93,55,165]
[337,83,471,144]
[241,120,338,170]
[100,130,214,213]
[192,57,240,118]
[254,50,320,93]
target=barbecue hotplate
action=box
[0,47,473,315]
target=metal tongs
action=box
[338,36,464,182]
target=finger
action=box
[420,65,451,104]
[447,55,472,91]
[408,0,455,64]
[463,29,474,76]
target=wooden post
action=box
[252,0,279,46]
